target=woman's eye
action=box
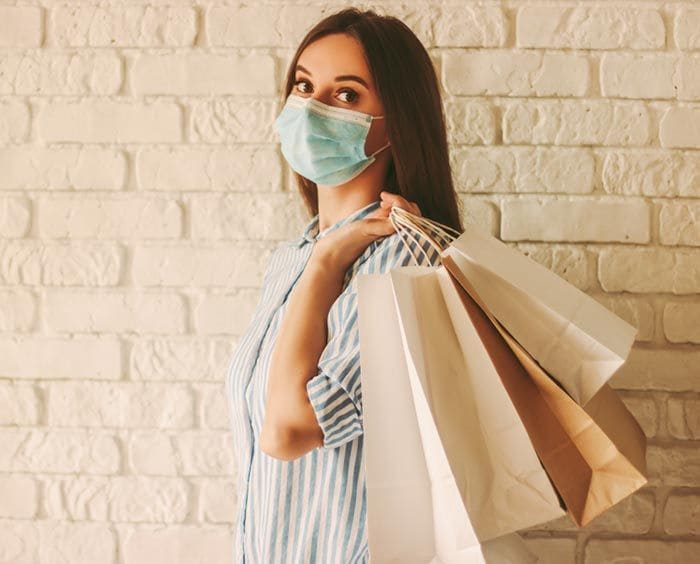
[294,79,311,93]
[338,89,358,103]
[293,80,358,104]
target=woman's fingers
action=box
[379,191,422,216]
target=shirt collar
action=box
[291,199,383,248]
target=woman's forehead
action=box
[298,34,371,79]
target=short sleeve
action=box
[305,232,439,450]
[305,288,364,450]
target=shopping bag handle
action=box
[387,205,513,323]
[388,205,462,267]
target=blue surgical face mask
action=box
[273,94,391,187]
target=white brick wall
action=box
[0,1,698,563]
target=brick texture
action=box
[0,1,697,562]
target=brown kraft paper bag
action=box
[440,255,648,527]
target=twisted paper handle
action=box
[388,205,462,266]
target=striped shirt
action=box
[224,198,440,563]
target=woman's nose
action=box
[310,91,334,106]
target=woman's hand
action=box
[377,190,422,219]
[310,191,422,274]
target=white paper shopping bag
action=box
[442,224,638,405]
[357,273,538,564]
[388,266,565,541]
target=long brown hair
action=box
[280,7,463,233]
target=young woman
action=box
[224,7,463,563]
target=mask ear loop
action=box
[368,141,391,158]
[367,115,391,158]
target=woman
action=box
[224,7,463,563]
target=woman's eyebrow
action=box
[295,64,369,89]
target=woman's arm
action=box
[259,248,346,461]
[260,193,422,461]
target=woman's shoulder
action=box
[337,232,438,296]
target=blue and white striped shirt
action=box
[224,198,440,563]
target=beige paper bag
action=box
[441,256,648,527]
[441,225,637,406]
[358,272,539,563]
[387,266,565,540]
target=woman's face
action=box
[292,33,389,156]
